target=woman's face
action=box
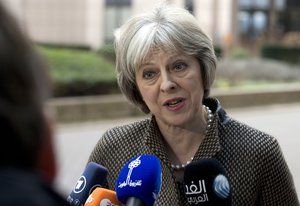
[136,50,205,128]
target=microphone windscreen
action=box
[116,155,162,206]
[84,188,122,206]
[67,162,108,206]
[183,158,232,206]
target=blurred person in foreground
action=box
[0,3,69,206]
[88,4,299,205]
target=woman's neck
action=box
[156,106,208,161]
[155,105,211,181]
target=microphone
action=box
[84,188,122,206]
[116,155,162,206]
[67,162,108,206]
[183,158,232,206]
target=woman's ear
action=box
[36,108,57,184]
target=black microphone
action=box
[67,162,108,206]
[183,158,232,205]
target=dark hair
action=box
[0,3,50,169]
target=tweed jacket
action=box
[88,97,299,205]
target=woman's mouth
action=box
[164,98,185,111]
[166,99,183,106]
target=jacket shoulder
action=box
[88,118,151,164]
[218,116,283,165]
[103,118,150,143]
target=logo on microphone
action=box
[73,175,87,193]
[213,174,231,199]
[85,193,95,204]
[118,156,142,188]
[185,180,209,204]
[100,199,119,206]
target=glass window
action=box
[240,0,286,10]
[275,0,286,10]
[253,0,269,9]
[104,0,131,43]
[239,0,252,8]
[253,11,267,32]
[106,0,131,6]
[238,11,251,33]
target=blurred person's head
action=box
[0,3,55,181]
[115,5,217,113]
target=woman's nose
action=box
[160,73,177,92]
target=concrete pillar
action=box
[86,0,105,50]
[194,0,214,39]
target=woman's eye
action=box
[173,62,187,71]
[143,70,156,79]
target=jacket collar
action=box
[143,117,171,167]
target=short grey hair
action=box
[115,5,217,114]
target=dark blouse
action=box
[88,97,299,205]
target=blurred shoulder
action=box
[0,169,69,206]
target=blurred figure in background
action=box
[0,2,69,205]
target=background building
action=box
[0,0,299,54]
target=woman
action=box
[88,5,299,205]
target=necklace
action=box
[170,105,213,170]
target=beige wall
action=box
[218,0,233,46]
[24,0,87,47]
[86,0,104,50]
[0,0,105,49]
[194,0,233,46]
[194,0,214,38]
